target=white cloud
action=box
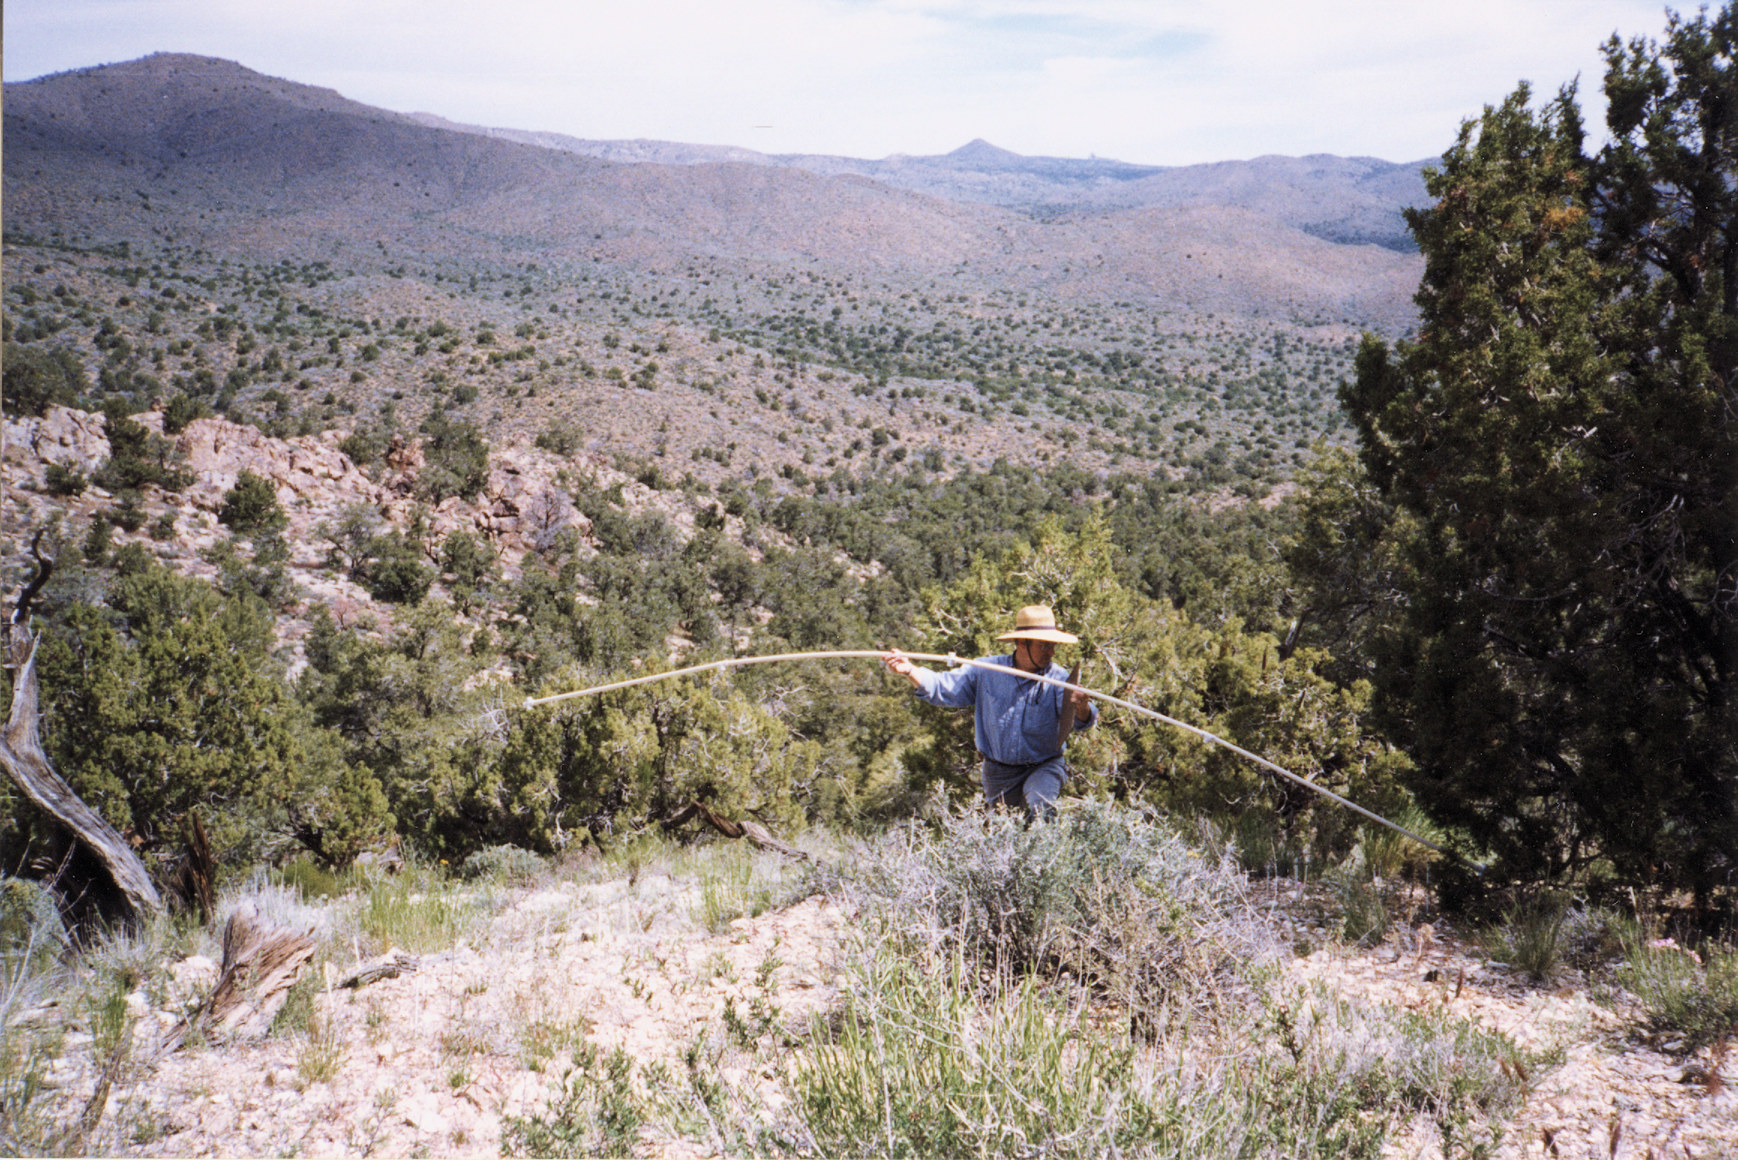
[1,0,1680,164]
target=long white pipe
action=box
[524,649,1453,860]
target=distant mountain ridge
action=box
[407,115,1433,252]
[5,53,1425,330]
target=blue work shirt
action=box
[911,654,1097,766]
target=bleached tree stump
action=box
[663,799,812,861]
[166,901,316,1050]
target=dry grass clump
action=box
[776,799,1540,1159]
[824,800,1280,1025]
[1619,934,1738,1053]
[0,895,203,1155]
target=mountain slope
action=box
[4,54,1422,329]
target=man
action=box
[884,605,1096,819]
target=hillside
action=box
[4,54,1423,330]
[2,52,1427,525]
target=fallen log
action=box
[339,949,419,989]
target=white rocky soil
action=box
[64,864,846,1158]
[20,866,1723,1160]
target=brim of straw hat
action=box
[996,626,1079,644]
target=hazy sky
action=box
[3,0,1678,166]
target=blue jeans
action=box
[982,755,1066,822]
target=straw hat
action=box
[996,605,1079,644]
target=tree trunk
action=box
[1,624,162,926]
[162,811,216,921]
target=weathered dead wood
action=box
[339,950,419,989]
[161,811,216,921]
[1,623,162,926]
[660,801,704,831]
[163,901,316,1051]
[735,816,811,861]
[664,800,812,862]
[353,843,405,874]
[186,811,214,918]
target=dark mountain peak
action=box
[14,51,236,84]
[9,52,391,127]
[20,52,295,95]
[91,52,260,78]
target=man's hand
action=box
[1056,660,1084,726]
[883,649,921,688]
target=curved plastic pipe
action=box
[524,649,1454,861]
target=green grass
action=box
[786,936,1537,1160]
[501,1041,643,1158]
[794,946,1220,1159]
[1359,808,1445,882]
[296,1012,347,1085]
[1478,894,1568,981]
[351,867,485,955]
[516,1016,593,1073]
[275,858,346,900]
[1619,937,1738,1052]
[691,842,785,934]
[1332,873,1391,947]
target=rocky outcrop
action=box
[1,404,782,676]
[2,406,112,486]
[467,450,590,550]
[175,418,387,512]
[2,407,639,587]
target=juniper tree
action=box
[217,470,287,536]
[1334,6,1737,899]
[23,564,390,867]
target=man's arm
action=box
[884,649,978,707]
